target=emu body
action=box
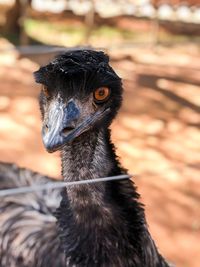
[0,163,65,267]
[0,50,171,267]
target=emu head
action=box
[34,49,123,152]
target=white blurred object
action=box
[157,4,175,21]
[32,0,67,13]
[138,3,155,18]
[175,4,192,22]
[68,0,92,15]
[95,0,123,18]
[122,2,136,15]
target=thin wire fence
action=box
[0,174,131,197]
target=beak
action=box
[42,99,110,153]
[42,99,80,152]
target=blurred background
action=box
[0,0,199,266]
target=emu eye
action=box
[94,87,110,103]
[42,85,50,98]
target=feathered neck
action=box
[57,128,167,267]
[61,128,117,182]
[60,129,122,210]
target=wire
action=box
[0,174,131,197]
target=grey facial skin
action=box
[42,97,110,152]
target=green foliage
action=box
[23,18,200,47]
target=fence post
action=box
[84,0,95,44]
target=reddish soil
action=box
[0,41,199,267]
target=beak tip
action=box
[43,142,59,153]
[42,134,56,153]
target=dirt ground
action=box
[0,40,199,267]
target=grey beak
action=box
[42,99,80,152]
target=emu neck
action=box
[58,129,165,267]
[61,129,118,209]
[61,129,114,181]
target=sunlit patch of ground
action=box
[0,41,199,267]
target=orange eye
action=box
[42,86,50,98]
[94,87,110,103]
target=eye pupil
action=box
[98,90,105,96]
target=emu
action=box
[0,50,171,267]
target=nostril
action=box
[62,126,75,136]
